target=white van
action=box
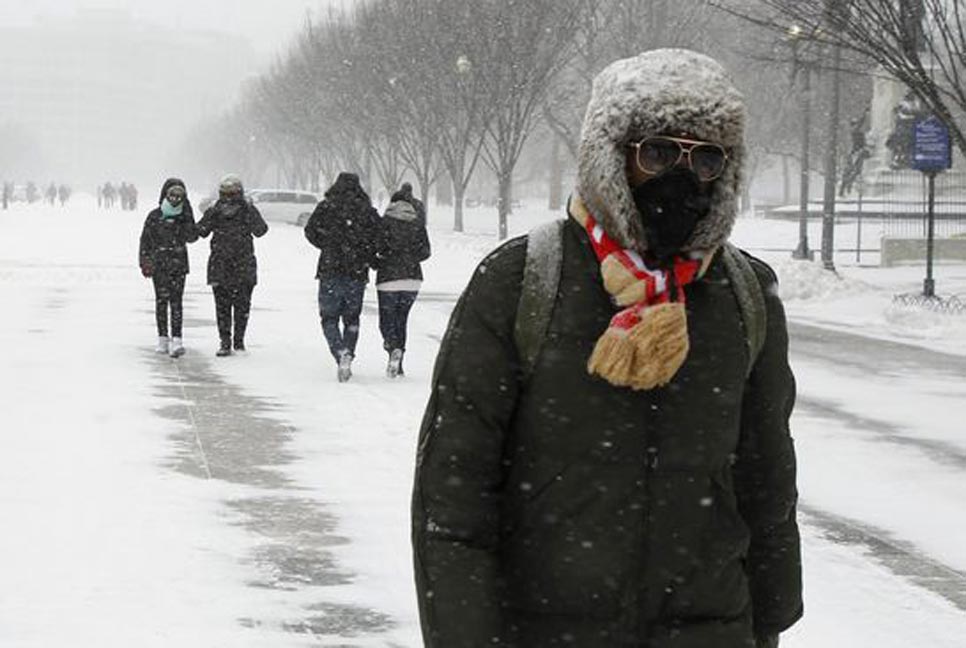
[247,189,320,226]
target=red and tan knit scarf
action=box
[571,198,713,391]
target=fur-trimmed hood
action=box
[576,49,746,254]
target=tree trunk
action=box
[498,171,512,240]
[437,175,453,206]
[548,136,563,211]
[453,180,465,233]
[782,154,790,205]
[417,171,432,220]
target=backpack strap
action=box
[514,220,566,378]
[721,243,767,376]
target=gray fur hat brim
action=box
[576,49,746,253]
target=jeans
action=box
[153,274,186,338]
[213,283,254,344]
[377,290,418,352]
[318,278,366,360]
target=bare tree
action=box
[427,0,495,231]
[715,0,966,157]
[476,0,587,239]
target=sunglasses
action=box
[629,136,729,182]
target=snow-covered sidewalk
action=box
[2,198,965,646]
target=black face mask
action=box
[632,168,712,263]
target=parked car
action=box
[197,189,320,226]
[249,189,320,226]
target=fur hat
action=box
[219,174,244,196]
[576,49,746,254]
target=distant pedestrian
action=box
[139,178,198,357]
[2,181,11,210]
[57,184,71,207]
[374,185,431,377]
[303,172,379,382]
[129,184,138,211]
[197,174,268,356]
[103,182,116,209]
[45,183,57,206]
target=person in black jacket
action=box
[304,172,378,382]
[138,178,198,357]
[412,50,801,648]
[375,190,431,377]
[196,174,269,356]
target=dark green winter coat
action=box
[412,219,802,647]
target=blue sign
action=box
[912,116,952,172]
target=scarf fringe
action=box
[587,301,690,391]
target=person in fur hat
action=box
[412,49,801,648]
[197,174,269,356]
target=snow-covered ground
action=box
[1,195,965,646]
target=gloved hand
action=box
[140,262,153,278]
[756,635,779,648]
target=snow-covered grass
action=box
[2,196,965,646]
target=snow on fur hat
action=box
[576,49,746,254]
[219,174,244,195]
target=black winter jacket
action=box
[138,180,198,277]
[304,192,379,282]
[413,218,802,647]
[196,198,268,287]
[375,200,431,285]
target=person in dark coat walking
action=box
[375,190,431,377]
[196,174,269,356]
[304,172,379,382]
[412,50,802,648]
[139,178,198,357]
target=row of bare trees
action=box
[241,0,590,238]
[199,0,749,237]
[191,0,945,236]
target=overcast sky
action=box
[0,0,351,58]
[0,0,362,187]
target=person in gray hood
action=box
[413,49,801,647]
[375,187,431,378]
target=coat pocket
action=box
[655,472,752,624]
[501,462,640,616]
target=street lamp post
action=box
[789,25,814,261]
[453,55,473,233]
[820,43,842,272]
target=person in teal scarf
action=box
[138,178,198,357]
